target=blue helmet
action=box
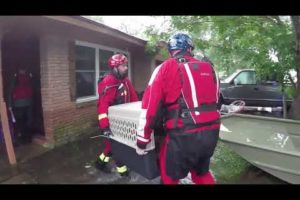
[167,33,194,52]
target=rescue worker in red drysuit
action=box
[135,33,220,184]
[95,53,138,177]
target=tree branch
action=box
[288,73,297,89]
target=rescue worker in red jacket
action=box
[8,67,33,144]
[95,53,139,177]
[136,33,220,184]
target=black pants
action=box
[165,128,219,180]
[13,106,33,142]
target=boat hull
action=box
[220,113,300,184]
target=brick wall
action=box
[52,104,98,146]
[40,34,98,146]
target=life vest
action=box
[167,57,220,128]
[12,73,33,100]
[98,74,129,105]
[114,83,131,105]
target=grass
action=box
[211,141,251,183]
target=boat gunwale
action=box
[221,113,300,125]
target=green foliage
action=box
[144,41,158,57]
[143,16,299,97]
[284,86,296,99]
[144,26,171,59]
[172,16,295,76]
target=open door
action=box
[1,32,45,145]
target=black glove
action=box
[102,128,113,137]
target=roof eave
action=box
[42,16,147,47]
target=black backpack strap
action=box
[171,56,190,129]
[98,73,121,98]
[99,84,120,97]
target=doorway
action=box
[1,32,45,144]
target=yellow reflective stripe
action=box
[116,165,127,173]
[98,113,108,120]
[99,153,110,163]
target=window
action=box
[75,41,130,103]
[234,71,256,85]
[75,46,96,99]
[99,49,114,78]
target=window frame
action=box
[75,40,131,103]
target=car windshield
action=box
[222,70,241,83]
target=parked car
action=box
[219,69,293,107]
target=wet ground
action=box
[234,165,287,184]
[0,133,161,184]
[0,131,287,184]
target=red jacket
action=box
[12,73,33,100]
[136,55,220,149]
[97,74,138,129]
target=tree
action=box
[144,16,300,119]
[289,16,300,119]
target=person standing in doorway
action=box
[8,67,34,144]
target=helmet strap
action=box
[112,66,125,80]
[172,50,193,58]
[170,50,181,57]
